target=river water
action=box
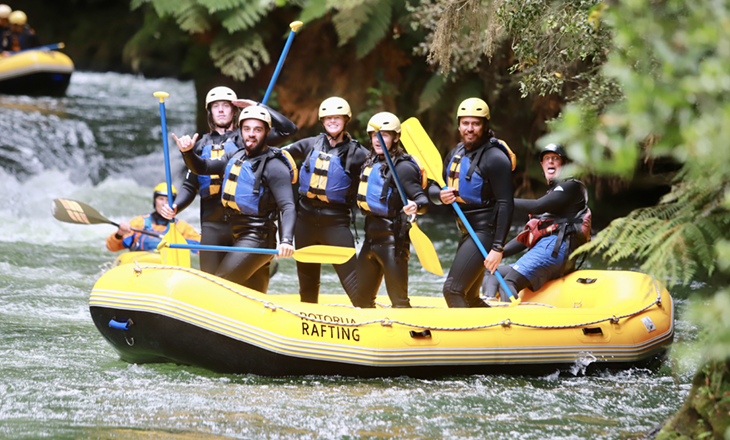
[0,72,707,439]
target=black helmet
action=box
[539,143,568,163]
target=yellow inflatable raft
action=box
[89,265,673,377]
[113,251,161,267]
[0,49,73,95]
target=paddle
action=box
[368,122,443,276]
[400,117,520,306]
[157,242,355,265]
[51,198,162,238]
[10,42,65,54]
[153,91,188,266]
[262,21,303,105]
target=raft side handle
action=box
[577,278,597,284]
[109,317,133,330]
[582,327,603,335]
[409,330,432,338]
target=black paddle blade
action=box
[51,198,112,225]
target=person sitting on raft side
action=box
[0,5,11,37]
[106,183,201,253]
[283,97,368,305]
[160,86,297,276]
[1,10,38,53]
[173,107,297,293]
[483,143,591,301]
[354,112,429,309]
[429,97,515,308]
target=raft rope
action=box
[131,264,665,332]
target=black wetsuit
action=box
[484,178,588,300]
[284,133,368,304]
[356,153,428,308]
[2,25,39,51]
[429,138,514,308]
[175,104,296,274]
[182,146,296,293]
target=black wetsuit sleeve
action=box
[259,103,297,146]
[484,148,514,251]
[182,149,231,176]
[514,181,581,215]
[395,161,429,214]
[175,170,199,214]
[348,144,369,179]
[503,237,527,258]
[264,159,296,243]
[282,136,316,161]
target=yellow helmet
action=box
[0,5,12,19]
[153,183,177,200]
[318,97,351,119]
[239,106,272,129]
[367,112,401,134]
[205,86,237,108]
[457,98,490,120]
[8,10,26,25]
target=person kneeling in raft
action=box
[483,143,591,301]
[106,183,201,252]
[172,106,297,293]
[354,112,429,309]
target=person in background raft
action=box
[1,10,38,53]
[354,112,429,309]
[283,97,368,304]
[0,5,11,36]
[429,98,516,308]
[106,183,201,253]
[160,86,297,275]
[483,143,591,301]
[173,107,297,293]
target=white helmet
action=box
[318,97,351,119]
[367,112,401,134]
[205,86,237,108]
[0,5,11,19]
[239,106,272,129]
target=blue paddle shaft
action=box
[375,131,409,205]
[169,243,277,255]
[13,43,63,54]
[158,101,174,207]
[262,29,297,105]
[444,186,516,300]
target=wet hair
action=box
[207,103,240,132]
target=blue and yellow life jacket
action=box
[357,155,426,217]
[198,139,238,198]
[127,214,169,251]
[221,148,297,216]
[447,138,515,205]
[298,136,357,205]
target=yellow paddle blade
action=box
[293,245,356,265]
[401,117,446,188]
[409,222,443,276]
[160,223,191,268]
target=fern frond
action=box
[130,0,150,11]
[220,1,272,33]
[417,72,447,113]
[149,0,184,16]
[298,0,328,24]
[354,0,392,58]
[210,33,270,81]
[332,0,378,46]
[176,2,211,33]
[197,0,248,13]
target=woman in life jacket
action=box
[173,107,297,293]
[483,143,592,301]
[429,97,515,308]
[160,86,297,275]
[354,112,429,308]
[283,97,368,304]
[106,183,201,252]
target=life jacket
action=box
[198,139,239,198]
[221,148,297,217]
[298,136,359,205]
[515,179,591,270]
[357,155,426,217]
[128,214,170,251]
[447,138,516,205]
